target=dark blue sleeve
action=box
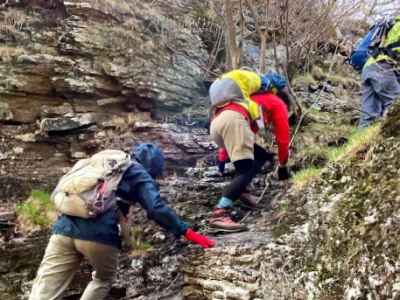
[117,164,189,238]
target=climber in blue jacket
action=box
[29,143,214,300]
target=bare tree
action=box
[224,0,242,69]
[244,0,271,73]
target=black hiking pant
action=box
[222,144,274,201]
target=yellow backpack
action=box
[209,70,262,121]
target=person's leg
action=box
[29,235,82,300]
[239,144,275,208]
[213,110,255,207]
[209,110,254,230]
[372,62,400,115]
[359,69,382,128]
[221,159,255,205]
[76,240,119,300]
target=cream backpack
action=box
[51,149,132,218]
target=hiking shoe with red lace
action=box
[239,193,258,210]
[209,208,247,232]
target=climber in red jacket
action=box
[210,90,291,231]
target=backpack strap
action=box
[383,41,400,60]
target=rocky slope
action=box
[2,1,398,300]
[261,102,400,299]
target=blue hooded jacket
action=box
[52,143,189,249]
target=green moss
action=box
[327,124,380,162]
[16,189,56,231]
[292,167,322,190]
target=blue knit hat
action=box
[132,143,165,178]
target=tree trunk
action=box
[259,31,268,73]
[224,0,240,69]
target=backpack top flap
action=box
[52,149,132,217]
[90,149,131,177]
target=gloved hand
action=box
[278,165,291,181]
[184,228,215,249]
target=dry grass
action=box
[128,226,154,257]
[0,46,26,62]
[91,0,134,16]
[0,8,28,35]
[292,73,317,88]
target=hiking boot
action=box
[209,208,247,232]
[239,193,258,210]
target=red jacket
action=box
[216,92,290,165]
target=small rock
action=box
[203,169,220,178]
[134,122,160,130]
[152,231,166,242]
[13,147,24,154]
[130,259,144,274]
[15,133,36,143]
[0,102,13,121]
[309,84,319,93]
[96,97,126,106]
[40,113,96,133]
[95,131,107,139]
[72,152,87,159]
[62,167,71,173]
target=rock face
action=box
[0,0,215,203]
[0,1,209,122]
[0,234,50,300]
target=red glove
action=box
[184,228,215,249]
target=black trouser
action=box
[222,144,274,201]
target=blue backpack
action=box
[349,19,394,72]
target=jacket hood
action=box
[132,143,165,178]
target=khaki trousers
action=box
[29,234,119,300]
[210,110,255,162]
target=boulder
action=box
[40,113,96,133]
